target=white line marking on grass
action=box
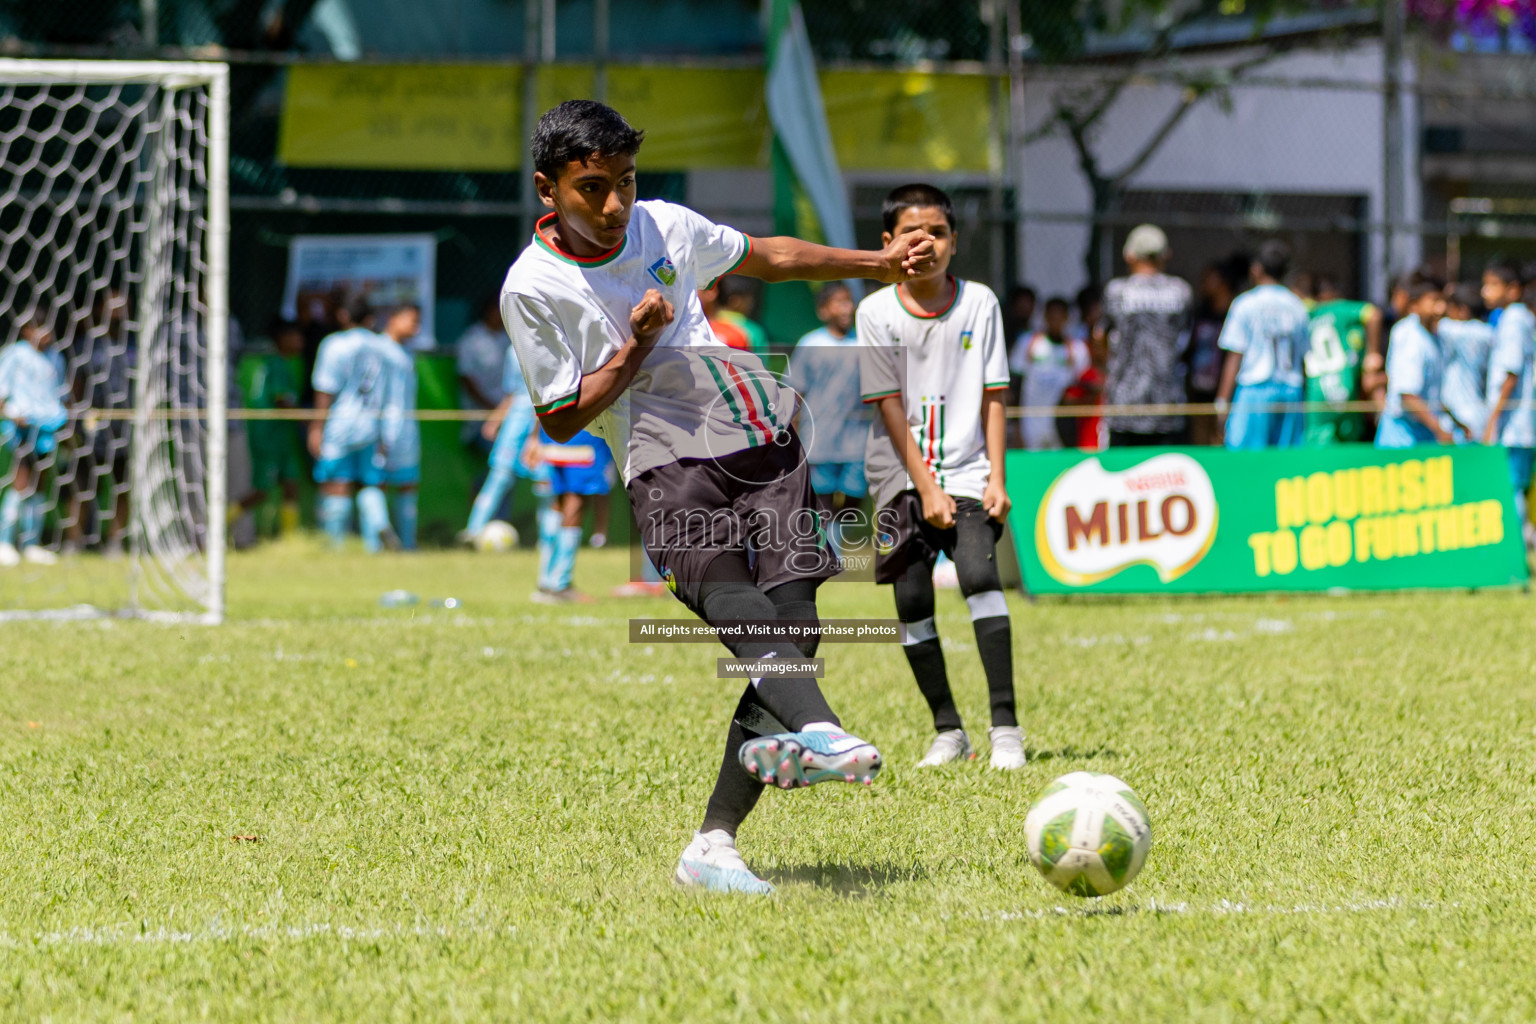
[0,921,513,949]
[1063,634,1153,648]
[990,896,1452,921]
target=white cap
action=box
[1123,224,1169,262]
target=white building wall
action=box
[1017,40,1419,301]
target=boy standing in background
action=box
[786,282,867,553]
[1439,283,1493,444]
[1303,274,1382,446]
[1217,240,1310,449]
[0,316,67,566]
[1013,295,1089,451]
[377,304,424,551]
[1377,280,1455,448]
[858,183,1024,771]
[1480,263,1536,551]
[246,320,305,536]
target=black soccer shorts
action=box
[872,491,1004,586]
[628,429,839,615]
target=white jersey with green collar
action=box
[856,276,1009,511]
[500,199,791,483]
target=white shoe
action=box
[932,559,960,589]
[21,546,57,565]
[588,532,607,549]
[989,726,1027,770]
[0,542,18,568]
[917,728,974,767]
[675,830,774,895]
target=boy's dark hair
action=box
[717,275,757,307]
[1006,284,1037,304]
[1406,278,1444,305]
[882,183,955,233]
[815,281,851,306]
[341,295,372,326]
[1217,252,1250,292]
[1256,239,1291,281]
[1313,272,1341,298]
[1485,261,1522,287]
[383,301,422,320]
[531,100,645,179]
[1043,296,1071,314]
[1075,284,1101,316]
[267,316,301,337]
[1392,266,1432,294]
[1449,282,1483,315]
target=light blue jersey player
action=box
[1438,283,1494,442]
[375,304,424,550]
[308,299,397,552]
[0,317,68,566]
[465,344,548,540]
[1377,281,1453,449]
[533,424,614,601]
[1480,263,1536,550]
[1216,241,1309,449]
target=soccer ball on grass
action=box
[474,520,519,553]
[1024,772,1151,897]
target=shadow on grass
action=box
[1026,745,1120,762]
[762,861,929,896]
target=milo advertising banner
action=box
[1005,446,1528,594]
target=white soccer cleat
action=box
[917,728,974,767]
[674,829,774,895]
[21,546,57,566]
[989,726,1027,770]
[737,729,882,789]
[0,542,18,568]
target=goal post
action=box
[0,59,229,623]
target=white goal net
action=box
[0,60,228,623]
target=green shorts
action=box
[249,432,304,491]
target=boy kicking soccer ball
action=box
[0,315,68,567]
[501,101,936,894]
[857,183,1024,771]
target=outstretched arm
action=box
[736,233,936,285]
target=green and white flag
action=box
[766,0,855,251]
[761,0,857,343]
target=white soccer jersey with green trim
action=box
[856,277,1010,511]
[500,199,786,483]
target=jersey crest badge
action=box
[648,257,677,287]
[961,330,974,350]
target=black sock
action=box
[893,556,961,732]
[902,636,962,732]
[699,578,837,731]
[767,578,821,658]
[973,615,1016,728]
[700,685,765,837]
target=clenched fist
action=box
[631,289,675,346]
[875,232,938,283]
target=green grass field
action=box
[3,540,1535,1021]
